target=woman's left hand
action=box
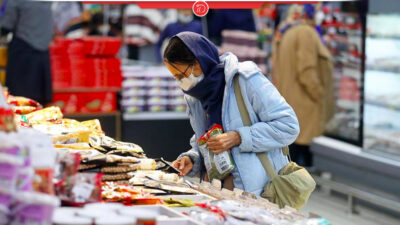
[207,131,242,154]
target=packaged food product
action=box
[123,87,147,97]
[0,108,16,132]
[55,173,102,205]
[54,151,81,181]
[7,96,41,108]
[78,164,99,171]
[10,192,60,225]
[123,104,145,113]
[89,135,145,157]
[163,198,195,207]
[133,158,156,170]
[0,153,24,191]
[25,106,63,124]
[81,154,139,166]
[0,189,13,215]
[101,173,133,182]
[89,135,116,152]
[54,143,93,150]
[143,180,196,195]
[52,130,91,144]
[32,169,54,195]
[101,182,160,205]
[101,165,137,174]
[198,124,235,181]
[12,106,39,115]
[147,87,169,96]
[81,119,103,134]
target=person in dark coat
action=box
[1,0,53,104]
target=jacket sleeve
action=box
[177,135,201,177]
[236,74,300,153]
[1,0,19,31]
[296,28,323,102]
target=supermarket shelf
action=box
[54,87,121,93]
[123,112,188,121]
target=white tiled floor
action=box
[301,190,400,225]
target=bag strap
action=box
[233,75,278,179]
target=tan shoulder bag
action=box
[233,75,316,210]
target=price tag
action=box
[72,183,94,203]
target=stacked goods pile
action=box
[49,37,121,114]
[121,65,186,113]
[7,92,186,205]
[0,87,60,225]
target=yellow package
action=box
[81,119,104,136]
[54,143,93,150]
[26,106,63,124]
[52,130,92,144]
[81,119,102,132]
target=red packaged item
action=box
[0,108,17,132]
[52,93,80,114]
[7,96,42,108]
[56,173,102,206]
[32,169,54,195]
[197,124,235,181]
[81,92,117,113]
[83,37,122,56]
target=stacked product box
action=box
[50,37,122,114]
[121,65,186,114]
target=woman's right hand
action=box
[172,156,193,177]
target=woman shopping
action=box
[166,32,304,203]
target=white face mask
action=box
[178,66,204,91]
[177,13,193,24]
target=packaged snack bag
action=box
[55,173,102,206]
[197,124,235,181]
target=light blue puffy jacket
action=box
[179,52,300,195]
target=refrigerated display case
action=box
[320,1,364,145]
[363,14,400,159]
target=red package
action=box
[80,92,117,113]
[32,169,54,195]
[52,93,80,114]
[8,96,42,108]
[56,173,103,206]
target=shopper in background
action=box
[52,1,90,38]
[0,0,53,105]
[155,9,202,63]
[165,32,299,195]
[273,4,333,167]
[123,4,163,60]
[207,9,257,45]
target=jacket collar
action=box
[220,52,261,86]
